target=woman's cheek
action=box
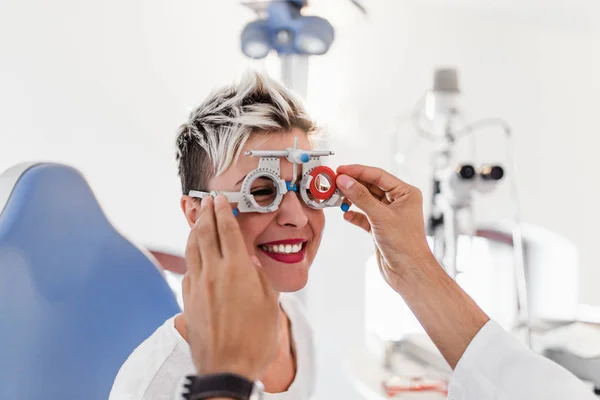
[311,210,326,236]
[237,214,272,249]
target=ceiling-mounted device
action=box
[240,0,366,59]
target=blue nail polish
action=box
[232,208,239,217]
[341,203,350,212]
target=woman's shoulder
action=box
[109,314,195,400]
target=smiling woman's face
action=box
[182,128,326,292]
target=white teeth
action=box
[261,243,304,254]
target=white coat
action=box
[448,320,596,399]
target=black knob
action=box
[480,165,504,181]
[457,164,476,180]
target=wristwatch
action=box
[180,373,264,400]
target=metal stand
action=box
[429,138,460,279]
[281,54,309,99]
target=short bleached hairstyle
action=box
[175,70,319,195]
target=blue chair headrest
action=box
[0,163,181,400]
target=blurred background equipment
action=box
[0,163,180,400]
[406,67,529,334]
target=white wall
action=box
[3,1,600,399]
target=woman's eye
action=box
[251,188,275,196]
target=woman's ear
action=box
[181,195,201,228]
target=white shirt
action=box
[109,294,315,400]
[449,320,596,400]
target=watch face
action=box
[250,380,264,400]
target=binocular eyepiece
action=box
[456,164,504,181]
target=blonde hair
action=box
[175,70,319,194]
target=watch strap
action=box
[181,373,255,400]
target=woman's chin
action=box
[262,263,310,293]
[254,249,312,292]
[272,278,309,293]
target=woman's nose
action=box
[275,191,309,227]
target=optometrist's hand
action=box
[182,195,280,381]
[336,164,489,369]
[335,165,435,290]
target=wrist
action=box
[387,252,441,293]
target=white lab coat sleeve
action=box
[447,320,596,400]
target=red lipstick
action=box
[258,239,307,264]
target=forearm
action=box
[392,254,490,369]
